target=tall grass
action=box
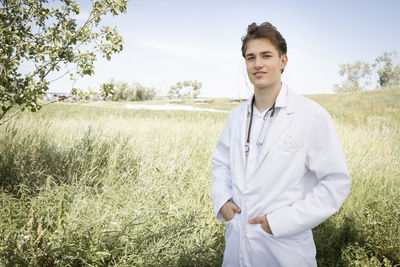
[0,88,399,266]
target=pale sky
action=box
[49,0,400,98]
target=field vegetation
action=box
[0,87,399,266]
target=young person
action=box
[211,22,351,266]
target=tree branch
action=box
[0,100,57,126]
[47,65,77,83]
[26,0,113,83]
[0,106,12,121]
[2,0,28,32]
[30,5,99,79]
[0,106,24,126]
[0,1,22,10]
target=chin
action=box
[253,79,280,90]
[254,82,272,90]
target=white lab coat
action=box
[211,84,351,267]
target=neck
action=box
[254,82,282,113]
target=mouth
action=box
[253,71,267,78]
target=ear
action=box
[280,54,288,71]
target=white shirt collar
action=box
[246,83,289,114]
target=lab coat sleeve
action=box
[211,114,234,221]
[267,109,351,237]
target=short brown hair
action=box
[241,22,287,58]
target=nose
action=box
[255,56,263,69]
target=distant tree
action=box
[107,80,156,101]
[135,87,144,101]
[87,87,99,101]
[0,0,127,125]
[122,88,135,101]
[190,80,202,99]
[71,87,79,102]
[99,82,115,100]
[145,87,156,100]
[71,86,107,102]
[168,82,182,99]
[77,88,87,101]
[168,80,202,99]
[112,81,129,101]
[373,50,400,87]
[132,82,156,101]
[334,61,372,92]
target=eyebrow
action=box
[245,51,273,58]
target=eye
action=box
[246,56,255,61]
[263,55,272,58]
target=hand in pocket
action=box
[220,200,241,222]
[248,215,273,235]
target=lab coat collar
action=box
[275,83,289,108]
[245,83,294,114]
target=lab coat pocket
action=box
[259,225,274,238]
[223,216,240,265]
[275,230,316,257]
[286,230,316,257]
[225,212,238,224]
[248,222,273,239]
[276,134,303,154]
[225,215,237,240]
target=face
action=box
[244,38,288,91]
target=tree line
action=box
[334,51,400,92]
[101,80,157,102]
[168,80,202,99]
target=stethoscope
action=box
[245,95,276,156]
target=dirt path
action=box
[125,104,229,113]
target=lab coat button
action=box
[243,196,248,201]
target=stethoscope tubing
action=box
[245,95,275,154]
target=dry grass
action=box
[0,87,399,266]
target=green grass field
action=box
[0,88,399,266]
